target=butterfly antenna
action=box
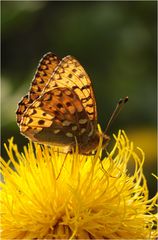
[104,96,128,134]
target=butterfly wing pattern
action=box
[16,53,60,124]
[16,52,109,154]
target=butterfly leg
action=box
[56,151,69,180]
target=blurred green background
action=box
[1,1,157,197]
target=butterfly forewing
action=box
[44,55,97,123]
[29,52,60,102]
[16,95,29,125]
[16,52,60,124]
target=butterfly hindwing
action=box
[29,52,60,101]
[20,88,95,146]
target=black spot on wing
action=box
[38,120,45,125]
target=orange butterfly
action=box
[16,52,127,154]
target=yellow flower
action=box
[0,130,157,239]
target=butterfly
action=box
[16,52,124,154]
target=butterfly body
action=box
[16,52,110,154]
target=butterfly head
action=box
[96,131,110,151]
[79,131,110,155]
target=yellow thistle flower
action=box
[0,130,157,239]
